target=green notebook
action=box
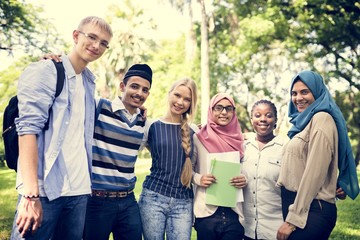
[205,158,241,208]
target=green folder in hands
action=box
[205,158,241,208]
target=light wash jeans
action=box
[138,188,193,240]
[11,194,89,240]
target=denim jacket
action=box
[15,56,96,201]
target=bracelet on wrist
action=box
[23,194,40,200]
[286,222,296,232]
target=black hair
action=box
[251,99,278,123]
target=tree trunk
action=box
[199,0,210,124]
[185,0,196,61]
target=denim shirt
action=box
[15,56,96,201]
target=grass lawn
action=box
[1,162,359,240]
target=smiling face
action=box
[120,76,150,114]
[291,80,315,112]
[212,99,235,126]
[73,23,112,64]
[251,103,276,137]
[168,85,192,118]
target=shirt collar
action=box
[111,96,141,116]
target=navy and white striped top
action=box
[91,98,146,191]
[142,119,195,199]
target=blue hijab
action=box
[288,70,359,200]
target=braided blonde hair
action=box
[168,78,198,188]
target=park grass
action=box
[0,168,17,240]
[1,163,359,240]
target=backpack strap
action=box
[53,60,65,97]
[43,60,65,130]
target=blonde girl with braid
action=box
[139,78,198,240]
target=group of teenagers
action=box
[10,15,359,240]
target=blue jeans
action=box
[194,207,244,240]
[138,188,193,240]
[83,192,142,240]
[11,194,89,240]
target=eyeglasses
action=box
[213,105,235,113]
[77,31,109,49]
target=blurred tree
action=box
[0,0,66,55]
[91,0,157,99]
[209,0,360,162]
[167,0,210,124]
[168,0,197,61]
[144,36,201,123]
[0,56,34,161]
[334,89,360,166]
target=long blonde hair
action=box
[168,78,198,188]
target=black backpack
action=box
[2,60,65,171]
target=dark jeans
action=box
[194,207,244,240]
[281,187,337,240]
[83,193,142,240]
[11,194,89,240]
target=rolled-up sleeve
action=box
[15,60,58,135]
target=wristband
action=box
[23,194,40,199]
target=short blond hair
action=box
[77,16,113,38]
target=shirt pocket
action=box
[292,129,310,155]
[268,157,281,166]
[266,157,282,182]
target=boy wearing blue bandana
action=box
[276,70,359,240]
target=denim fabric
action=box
[194,207,244,240]
[83,193,142,240]
[11,194,89,240]
[139,188,193,240]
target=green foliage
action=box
[0,0,66,55]
[334,89,360,165]
[90,0,158,99]
[144,36,201,123]
[0,167,17,239]
[207,0,360,157]
[0,56,34,160]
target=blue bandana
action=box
[288,70,359,200]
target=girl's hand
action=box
[200,174,216,188]
[230,174,247,189]
[336,187,346,200]
[277,222,296,240]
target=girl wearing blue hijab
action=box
[276,70,359,240]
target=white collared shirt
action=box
[242,133,288,240]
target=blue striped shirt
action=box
[91,98,146,191]
[143,119,195,199]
